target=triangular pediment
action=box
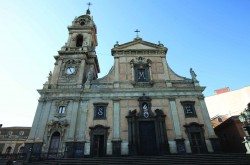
[112,38,167,51]
[122,43,157,50]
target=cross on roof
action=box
[87,2,92,9]
[135,29,140,36]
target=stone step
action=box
[26,154,250,165]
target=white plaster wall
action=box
[205,86,250,118]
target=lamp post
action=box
[239,103,250,154]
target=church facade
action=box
[25,9,219,157]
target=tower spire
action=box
[86,2,92,15]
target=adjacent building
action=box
[0,127,30,154]
[205,87,250,153]
[25,8,219,157]
[214,116,246,153]
[205,86,250,119]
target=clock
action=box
[66,67,75,75]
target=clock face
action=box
[66,67,75,75]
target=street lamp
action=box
[239,103,250,154]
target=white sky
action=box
[0,0,249,127]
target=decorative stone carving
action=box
[47,119,69,137]
[55,100,70,107]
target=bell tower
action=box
[47,8,100,89]
[26,7,101,158]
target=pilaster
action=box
[67,99,80,141]
[36,100,52,142]
[161,57,172,87]
[113,99,121,139]
[198,97,217,138]
[77,100,89,141]
[114,57,120,88]
[112,99,121,156]
[28,100,45,141]
[51,59,62,84]
[77,59,86,86]
[169,98,182,139]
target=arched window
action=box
[5,146,12,154]
[76,35,83,47]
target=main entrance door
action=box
[139,121,158,155]
[93,135,105,157]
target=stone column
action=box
[114,57,119,88]
[36,100,53,142]
[161,57,172,87]
[112,99,121,156]
[67,99,80,141]
[28,99,45,141]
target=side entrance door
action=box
[139,121,158,155]
[48,132,60,158]
[93,135,105,157]
[190,132,204,153]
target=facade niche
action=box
[130,57,153,86]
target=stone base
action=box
[112,140,122,156]
[65,142,85,158]
[209,138,222,153]
[175,139,186,154]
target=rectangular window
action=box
[181,101,197,117]
[94,104,108,119]
[58,106,65,114]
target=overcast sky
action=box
[0,0,249,127]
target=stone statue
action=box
[190,68,197,81]
[48,71,52,83]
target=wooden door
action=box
[93,135,105,157]
[48,132,60,158]
[139,121,158,155]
